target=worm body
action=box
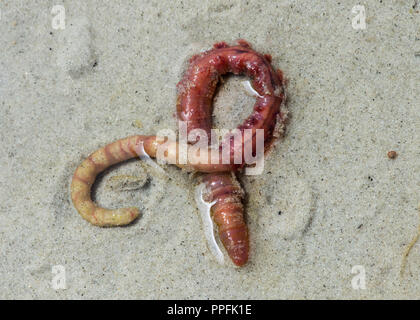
[71,135,238,226]
[177,40,286,166]
[177,40,286,265]
[70,40,286,267]
[201,173,248,266]
[71,135,154,226]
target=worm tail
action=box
[202,173,249,266]
[70,135,158,227]
[71,135,238,227]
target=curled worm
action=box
[71,135,155,227]
[70,40,286,266]
[177,40,286,265]
[177,39,286,167]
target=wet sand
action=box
[0,0,419,298]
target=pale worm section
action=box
[70,135,155,226]
[71,135,236,227]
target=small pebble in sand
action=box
[132,119,143,128]
[387,151,398,159]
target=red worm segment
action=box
[176,39,286,167]
[177,40,286,266]
[201,173,248,266]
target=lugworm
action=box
[70,40,286,266]
[176,40,286,266]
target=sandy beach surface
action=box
[0,0,419,299]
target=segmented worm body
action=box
[201,173,248,266]
[177,40,286,266]
[71,135,235,226]
[177,40,286,167]
[71,135,155,226]
[70,40,286,266]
